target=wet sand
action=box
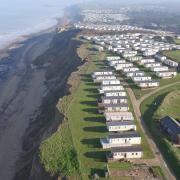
[0,31,54,180]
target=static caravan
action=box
[106,121,136,132]
[127,56,142,62]
[105,111,134,121]
[94,75,116,83]
[109,60,126,67]
[132,76,151,81]
[139,59,155,65]
[156,71,177,79]
[105,90,127,97]
[100,131,141,149]
[101,80,120,85]
[100,96,128,105]
[122,67,139,73]
[136,80,159,88]
[122,51,137,58]
[99,85,124,94]
[163,59,178,67]
[92,70,113,78]
[144,62,161,68]
[106,56,121,61]
[115,63,133,70]
[99,103,129,113]
[143,50,157,56]
[150,66,169,72]
[126,71,145,77]
[110,146,143,160]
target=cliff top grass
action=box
[39,119,80,178]
[39,38,156,179]
[65,41,154,178]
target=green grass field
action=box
[174,38,180,45]
[162,50,180,62]
[66,49,109,179]
[151,166,166,180]
[156,90,180,120]
[140,84,180,179]
[39,119,80,178]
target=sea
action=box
[0,0,83,50]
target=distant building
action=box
[160,116,180,144]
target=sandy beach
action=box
[0,30,54,180]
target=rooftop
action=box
[161,116,180,135]
[102,96,128,100]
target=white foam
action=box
[0,18,58,50]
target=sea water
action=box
[0,0,82,50]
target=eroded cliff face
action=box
[14,29,84,180]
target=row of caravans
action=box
[106,56,159,88]
[92,66,143,161]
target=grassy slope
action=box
[156,89,180,120]
[67,46,109,179]
[174,38,180,45]
[140,84,180,179]
[39,120,79,178]
[162,50,180,63]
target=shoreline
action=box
[0,11,67,57]
[14,29,83,180]
[0,5,82,180]
[0,28,56,180]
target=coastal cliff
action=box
[14,29,84,180]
